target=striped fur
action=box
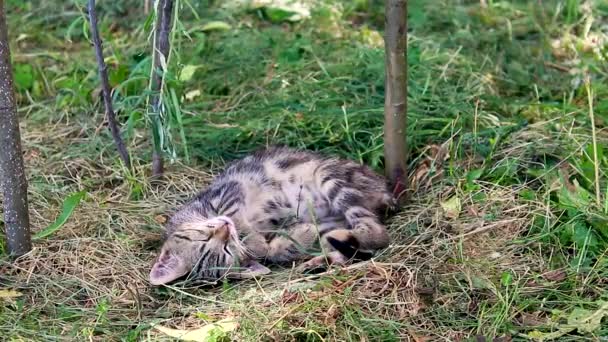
[150,146,395,285]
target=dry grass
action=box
[1,120,558,341]
[3,0,608,340]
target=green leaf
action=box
[500,271,513,286]
[14,64,34,90]
[470,275,492,290]
[33,191,87,240]
[466,168,483,184]
[519,189,537,201]
[526,301,608,340]
[584,142,604,164]
[567,302,607,333]
[170,88,189,162]
[143,11,155,32]
[572,223,598,248]
[179,65,199,82]
[557,178,592,210]
[109,64,129,87]
[253,0,311,23]
[200,21,232,32]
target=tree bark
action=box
[87,0,131,168]
[383,0,408,203]
[149,0,174,177]
[0,0,32,256]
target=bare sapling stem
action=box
[87,0,131,168]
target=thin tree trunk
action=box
[0,0,32,256]
[383,0,408,203]
[149,0,174,177]
[87,0,131,168]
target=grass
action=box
[1,0,608,340]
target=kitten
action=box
[149,146,396,285]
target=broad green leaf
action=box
[33,191,87,240]
[557,178,592,210]
[14,64,34,90]
[584,143,604,164]
[466,168,483,184]
[252,0,311,22]
[526,301,608,340]
[154,318,238,341]
[572,223,598,250]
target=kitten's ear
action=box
[228,260,271,279]
[149,251,189,285]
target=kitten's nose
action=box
[214,224,230,241]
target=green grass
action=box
[1,0,608,340]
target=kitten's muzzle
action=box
[212,223,231,241]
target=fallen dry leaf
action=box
[516,312,547,327]
[441,196,461,219]
[408,329,433,342]
[541,269,567,282]
[324,304,340,326]
[154,215,167,224]
[207,123,238,129]
[0,289,22,299]
[154,318,238,341]
[185,89,201,101]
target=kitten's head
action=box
[149,215,270,285]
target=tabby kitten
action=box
[149,147,395,285]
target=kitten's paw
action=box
[296,251,348,274]
[323,229,375,261]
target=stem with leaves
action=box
[0,0,32,256]
[383,0,408,203]
[87,0,131,168]
[149,0,174,177]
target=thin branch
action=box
[0,0,32,256]
[87,0,131,168]
[383,0,408,203]
[149,0,174,177]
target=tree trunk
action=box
[87,0,131,168]
[0,0,32,256]
[383,0,408,203]
[149,0,174,178]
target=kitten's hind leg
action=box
[295,187,391,273]
[330,190,390,250]
[319,174,390,250]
